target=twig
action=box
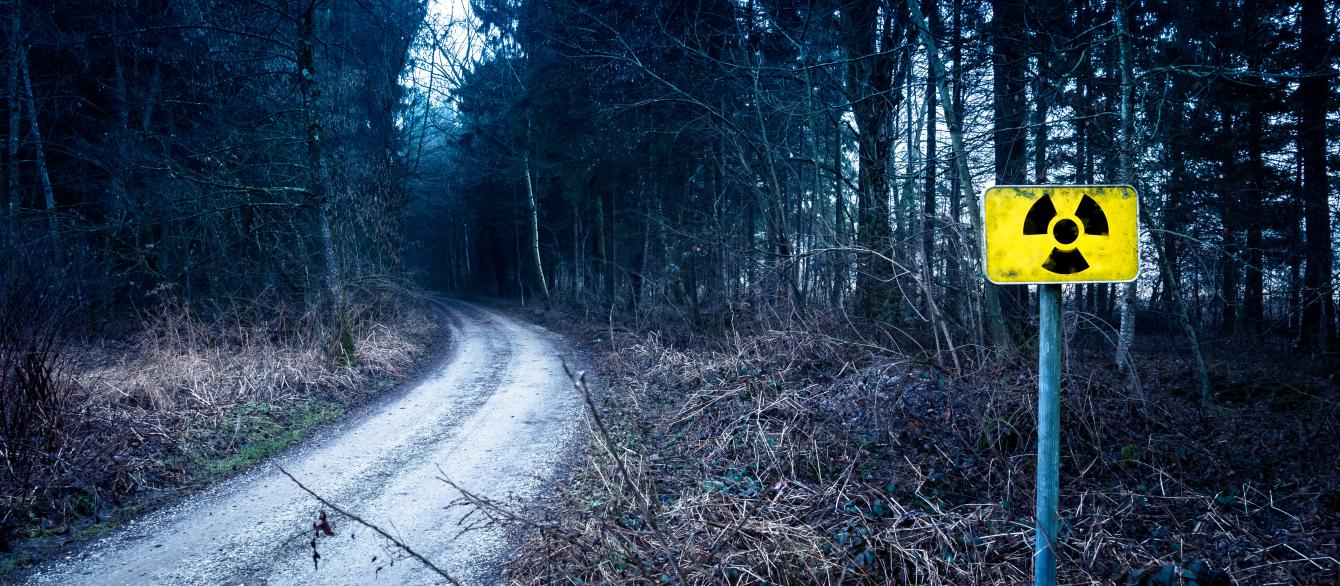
[276,465,462,586]
[561,358,689,584]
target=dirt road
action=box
[22,300,583,585]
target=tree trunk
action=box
[750,67,801,312]
[1244,99,1265,327]
[1217,106,1242,334]
[1114,0,1138,374]
[298,0,350,361]
[18,42,57,253]
[523,145,549,305]
[1163,132,1187,316]
[945,0,963,313]
[1033,78,1050,183]
[4,0,17,228]
[908,0,1009,348]
[990,0,1029,325]
[921,0,939,315]
[843,0,902,320]
[901,41,920,276]
[1298,0,1333,352]
[609,187,618,308]
[595,184,611,308]
[831,120,846,308]
[1289,215,1303,338]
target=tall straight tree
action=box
[298,0,352,360]
[841,0,905,319]
[921,0,939,298]
[4,0,17,227]
[990,0,1029,323]
[1298,0,1334,352]
[908,0,1010,347]
[1114,0,1138,374]
[17,38,56,252]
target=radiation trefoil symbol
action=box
[982,185,1139,284]
[1022,193,1108,274]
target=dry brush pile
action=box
[507,317,1338,584]
[0,280,440,554]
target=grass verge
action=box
[0,287,443,575]
[194,399,345,479]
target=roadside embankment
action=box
[0,286,443,575]
[506,315,1337,584]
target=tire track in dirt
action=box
[22,299,583,585]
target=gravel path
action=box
[22,299,582,585]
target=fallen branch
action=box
[277,465,462,586]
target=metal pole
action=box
[1035,283,1062,586]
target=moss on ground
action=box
[0,400,345,579]
[196,400,344,479]
[0,295,444,581]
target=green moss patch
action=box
[195,400,344,480]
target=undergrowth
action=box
[0,282,440,569]
[505,313,1338,584]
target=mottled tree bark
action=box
[1114,0,1137,374]
[523,143,549,305]
[298,0,351,360]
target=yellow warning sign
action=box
[983,185,1139,284]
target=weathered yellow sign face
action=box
[982,185,1139,284]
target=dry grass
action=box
[0,286,441,552]
[76,298,432,415]
[506,320,1338,584]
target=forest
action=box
[1,0,1337,583]
[423,0,1335,355]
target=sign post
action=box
[981,185,1139,586]
[1035,282,1062,586]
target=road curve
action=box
[23,300,583,585]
